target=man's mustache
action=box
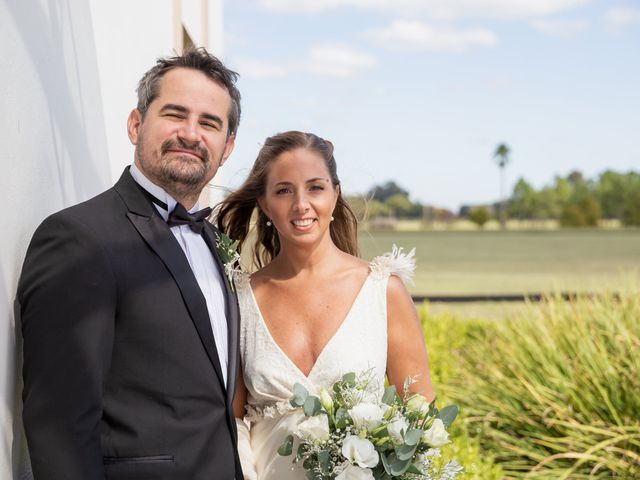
[161,139,209,163]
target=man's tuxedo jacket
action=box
[18,168,242,479]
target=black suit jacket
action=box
[18,168,242,480]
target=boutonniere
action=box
[215,232,241,290]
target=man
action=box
[18,48,243,479]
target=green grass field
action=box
[358,229,640,296]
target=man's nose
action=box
[177,119,200,143]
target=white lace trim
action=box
[369,244,416,284]
[245,400,295,422]
[233,270,251,288]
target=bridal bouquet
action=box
[278,372,463,480]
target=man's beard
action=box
[158,138,211,187]
[136,137,220,196]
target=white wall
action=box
[1,1,110,477]
[1,0,223,477]
[89,0,174,181]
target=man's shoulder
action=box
[40,186,125,232]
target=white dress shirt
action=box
[130,163,229,386]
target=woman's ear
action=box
[257,197,270,220]
[333,184,341,210]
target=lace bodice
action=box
[236,247,415,422]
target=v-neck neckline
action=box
[247,270,372,379]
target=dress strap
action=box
[369,244,416,284]
[232,270,251,290]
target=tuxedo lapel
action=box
[202,224,240,406]
[114,170,227,391]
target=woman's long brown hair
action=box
[216,131,359,269]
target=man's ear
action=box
[219,134,236,167]
[127,109,142,145]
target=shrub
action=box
[420,305,503,479]
[468,207,491,229]
[422,294,640,478]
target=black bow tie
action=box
[135,183,211,234]
[167,203,212,234]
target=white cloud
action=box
[233,43,376,78]
[305,43,376,77]
[257,0,589,20]
[530,18,589,36]
[606,6,640,30]
[233,58,289,78]
[367,20,497,52]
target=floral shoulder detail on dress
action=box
[232,270,251,290]
[369,244,416,284]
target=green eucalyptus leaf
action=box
[404,428,423,446]
[278,434,293,456]
[382,385,398,405]
[335,407,351,429]
[296,443,310,461]
[318,450,330,474]
[303,396,322,416]
[387,452,412,476]
[437,405,459,428]
[380,452,392,475]
[342,372,356,385]
[406,463,424,475]
[395,442,418,461]
[291,383,309,407]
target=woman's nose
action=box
[293,192,310,213]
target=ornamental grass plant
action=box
[421,291,640,479]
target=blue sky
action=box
[222,0,640,210]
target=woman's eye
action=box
[310,185,324,191]
[276,188,291,195]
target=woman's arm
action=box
[233,365,248,419]
[233,366,257,480]
[386,275,435,401]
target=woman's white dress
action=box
[235,250,414,479]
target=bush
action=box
[420,306,503,479]
[560,197,601,227]
[622,190,640,226]
[468,207,491,229]
[421,293,640,478]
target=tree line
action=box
[507,170,640,227]
[348,170,640,228]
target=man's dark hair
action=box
[136,47,241,136]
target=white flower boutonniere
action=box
[215,232,241,290]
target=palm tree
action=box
[493,143,511,229]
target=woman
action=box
[217,131,434,479]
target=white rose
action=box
[349,403,384,431]
[296,414,330,442]
[422,418,450,447]
[406,394,430,415]
[386,416,409,443]
[336,464,375,480]
[341,435,380,468]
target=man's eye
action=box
[165,113,183,119]
[201,122,219,130]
